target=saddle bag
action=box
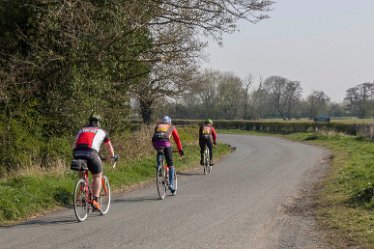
[70,159,88,171]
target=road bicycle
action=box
[202,145,212,175]
[155,149,178,200]
[70,158,116,222]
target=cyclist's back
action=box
[199,119,217,165]
[152,116,183,193]
[73,114,117,210]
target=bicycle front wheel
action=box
[156,166,167,200]
[206,148,212,174]
[99,176,111,215]
[73,179,89,222]
[204,147,210,175]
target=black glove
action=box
[179,150,184,157]
[213,141,217,145]
[112,154,119,162]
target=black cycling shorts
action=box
[73,149,102,174]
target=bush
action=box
[0,118,42,175]
[173,119,374,139]
[40,136,71,168]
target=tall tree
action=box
[132,0,274,122]
[242,75,253,119]
[263,76,288,119]
[307,90,330,119]
[216,73,244,119]
[344,82,374,118]
[263,76,302,120]
[284,81,302,120]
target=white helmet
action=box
[161,115,171,124]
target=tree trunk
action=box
[139,98,153,125]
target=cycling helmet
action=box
[161,115,172,124]
[89,113,102,122]
[205,119,213,125]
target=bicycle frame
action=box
[79,170,109,210]
[73,160,112,221]
[80,170,93,208]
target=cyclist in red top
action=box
[199,119,217,166]
[73,114,118,210]
[152,115,183,194]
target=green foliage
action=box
[175,125,200,144]
[0,174,75,223]
[0,118,42,175]
[281,132,374,247]
[0,1,155,172]
[40,136,71,167]
[174,119,374,139]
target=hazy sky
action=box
[204,0,374,102]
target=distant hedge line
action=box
[172,119,374,139]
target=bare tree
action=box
[132,0,274,122]
[148,0,273,37]
[197,70,219,118]
[263,76,288,119]
[132,60,200,124]
[344,82,374,118]
[216,73,244,119]
[250,75,267,119]
[242,74,253,119]
[308,90,330,119]
[284,81,302,120]
[264,76,302,120]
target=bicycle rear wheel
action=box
[204,147,210,175]
[99,175,111,215]
[73,179,89,222]
[156,165,167,200]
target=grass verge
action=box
[0,127,231,226]
[220,129,374,249]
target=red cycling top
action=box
[199,124,217,143]
[74,126,110,152]
[152,124,183,152]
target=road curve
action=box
[0,134,329,249]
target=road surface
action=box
[0,134,331,249]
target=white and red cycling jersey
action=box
[74,126,110,152]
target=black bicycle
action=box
[155,150,178,200]
[202,145,212,175]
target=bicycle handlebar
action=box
[100,154,119,168]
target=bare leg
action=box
[92,172,103,198]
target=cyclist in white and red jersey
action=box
[73,114,118,210]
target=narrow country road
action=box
[0,134,331,249]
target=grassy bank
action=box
[220,129,374,248]
[0,127,231,225]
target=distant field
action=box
[227,118,374,124]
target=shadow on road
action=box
[2,215,77,228]
[113,195,159,203]
[177,171,202,176]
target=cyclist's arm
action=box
[211,127,217,143]
[198,125,203,138]
[171,128,183,152]
[104,140,115,158]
